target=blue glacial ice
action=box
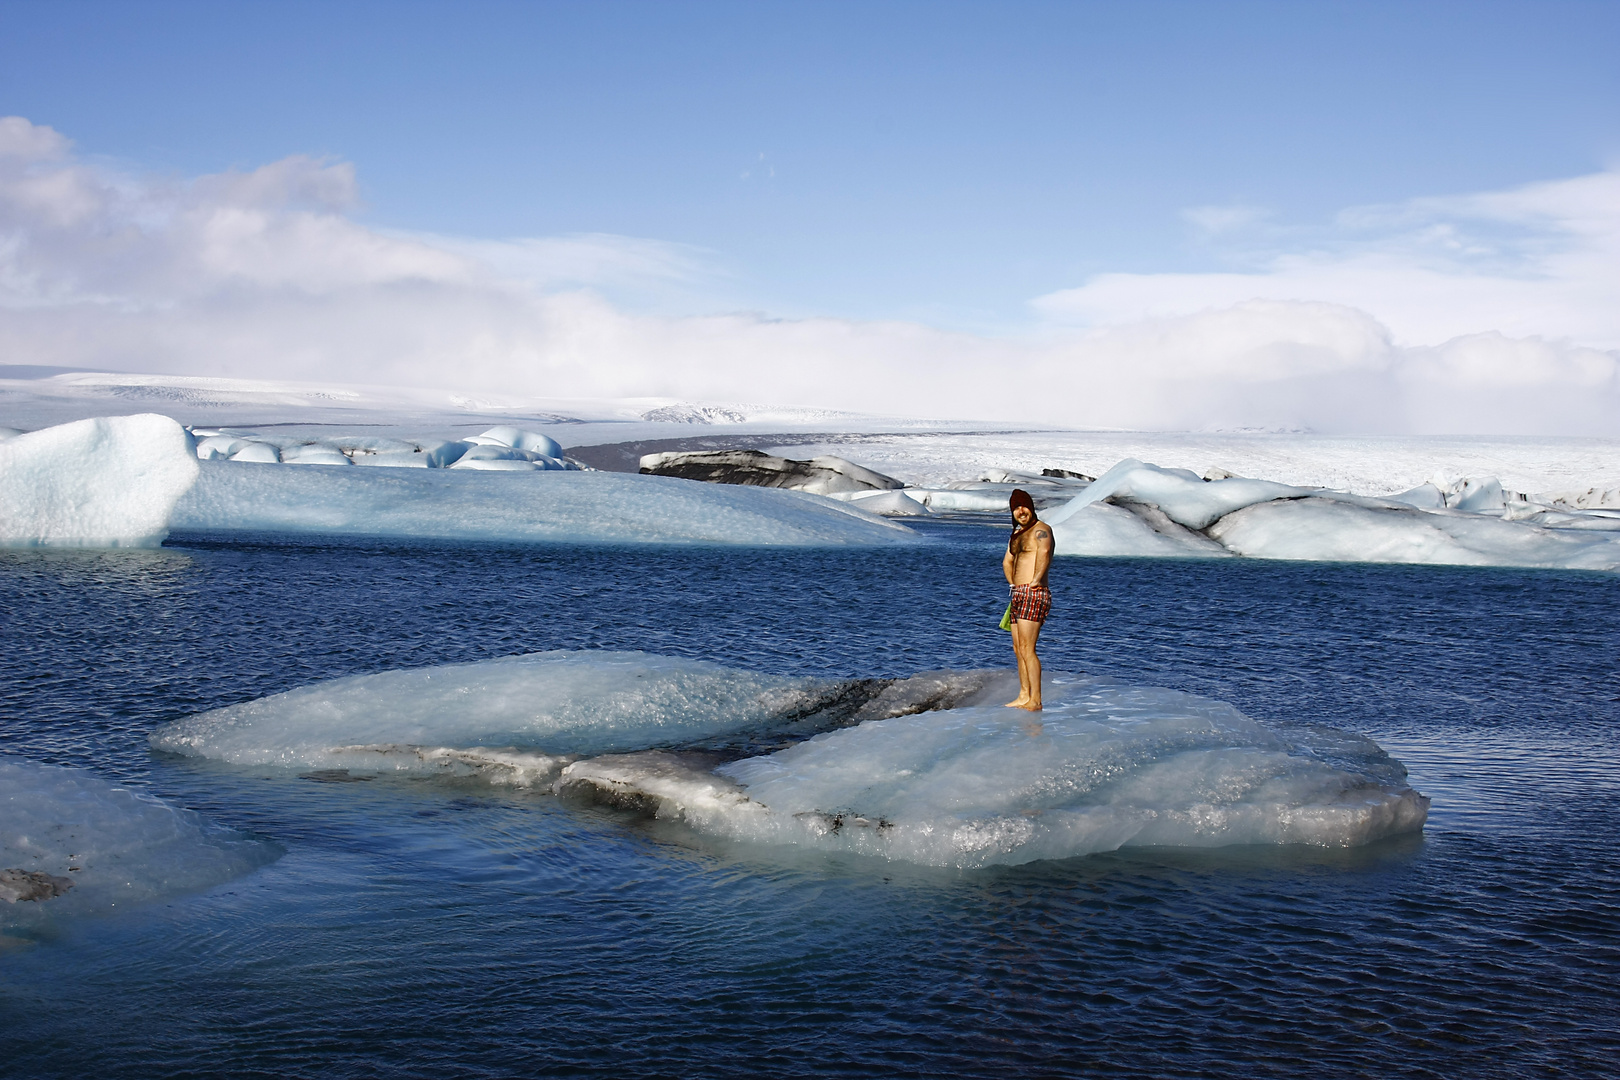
[150,651,1429,869]
[170,459,917,546]
[0,757,279,929]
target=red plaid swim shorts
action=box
[1009,583,1051,624]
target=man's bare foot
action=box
[1005,696,1030,707]
[1018,702,1043,712]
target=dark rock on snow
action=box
[639,449,905,496]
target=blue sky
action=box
[1,1,1617,431]
[6,0,1616,323]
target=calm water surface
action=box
[2,521,1618,1078]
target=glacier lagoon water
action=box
[2,521,1618,1078]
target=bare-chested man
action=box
[1003,489,1053,711]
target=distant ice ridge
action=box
[191,424,581,472]
[0,757,279,929]
[171,459,916,546]
[0,414,913,548]
[1043,460,1620,571]
[150,651,1427,868]
[0,414,198,548]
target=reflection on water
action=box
[1,525,1617,1078]
[0,546,194,592]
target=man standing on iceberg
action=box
[1003,489,1053,711]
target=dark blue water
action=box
[3,523,1618,1078]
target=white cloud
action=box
[1037,171,1620,349]
[0,116,1615,435]
[1180,203,1269,236]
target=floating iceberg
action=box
[1044,459,1620,571]
[639,450,904,495]
[830,489,935,517]
[170,460,917,546]
[0,414,199,548]
[0,757,278,929]
[151,651,1428,868]
[1047,458,1311,532]
[1209,497,1620,570]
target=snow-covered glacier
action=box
[0,757,279,929]
[1044,459,1620,571]
[151,651,1428,869]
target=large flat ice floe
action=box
[171,459,916,546]
[0,414,198,547]
[151,651,1429,869]
[1044,459,1620,571]
[0,757,279,929]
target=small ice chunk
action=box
[469,426,564,458]
[281,443,351,466]
[195,434,251,460]
[834,490,934,517]
[914,489,1015,513]
[229,441,281,464]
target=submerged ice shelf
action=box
[151,651,1429,869]
[0,757,279,930]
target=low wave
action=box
[150,651,1428,868]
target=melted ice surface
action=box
[0,757,278,929]
[151,652,1426,868]
[150,651,849,771]
[709,678,1425,867]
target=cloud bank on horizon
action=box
[1,116,1615,435]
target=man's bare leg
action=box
[1011,619,1043,711]
[1006,632,1031,706]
